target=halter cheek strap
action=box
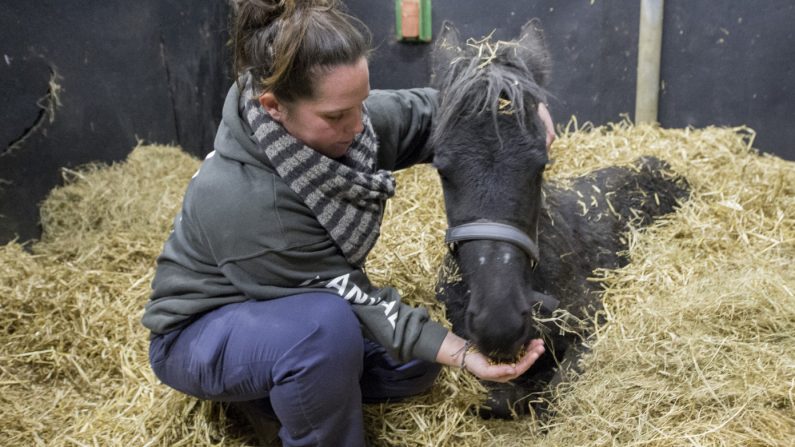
[531,290,560,315]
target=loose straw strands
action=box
[1,119,793,446]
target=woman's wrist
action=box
[453,340,477,370]
[436,332,547,383]
[435,331,471,368]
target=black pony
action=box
[431,20,553,360]
[431,21,689,418]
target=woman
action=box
[142,1,550,445]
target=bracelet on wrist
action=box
[451,340,477,371]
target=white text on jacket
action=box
[325,273,397,328]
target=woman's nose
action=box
[349,108,364,134]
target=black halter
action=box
[445,221,540,264]
[444,220,559,314]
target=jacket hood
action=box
[213,83,272,170]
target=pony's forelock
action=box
[431,38,549,149]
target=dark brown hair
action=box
[232,0,371,103]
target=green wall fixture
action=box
[395,0,432,42]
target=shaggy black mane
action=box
[431,33,550,149]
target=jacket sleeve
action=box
[219,251,449,364]
[366,88,439,171]
[322,269,449,363]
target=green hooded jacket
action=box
[141,84,448,363]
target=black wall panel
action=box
[658,0,795,158]
[345,0,794,160]
[0,1,231,243]
[345,0,639,130]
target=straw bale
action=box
[1,121,793,446]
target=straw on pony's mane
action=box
[431,29,550,149]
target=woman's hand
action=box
[463,339,545,383]
[436,332,545,383]
[538,102,556,149]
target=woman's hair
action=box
[232,0,371,102]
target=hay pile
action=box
[1,121,793,446]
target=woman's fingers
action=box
[470,339,545,383]
[513,339,545,374]
[538,103,555,148]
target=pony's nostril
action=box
[518,300,532,318]
[466,308,528,359]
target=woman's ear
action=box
[258,92,284,122]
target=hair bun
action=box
[232,0,368,101]
[230,0,283,30]
[231,0,338,18]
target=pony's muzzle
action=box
[466,305,530,360]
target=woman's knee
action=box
[282,293,364,368]
[269,294,364,414]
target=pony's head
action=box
[431,20,553,360]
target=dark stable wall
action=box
[346,0,794,159]
[352,0,639,128]
[0,0,231,244]
[1,0,793,245]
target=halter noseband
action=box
[445,221,540,263]
[444,220,560,314]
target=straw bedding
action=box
[1,120,793,446]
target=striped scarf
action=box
[241,75,395,267]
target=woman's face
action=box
[263,57,371,159]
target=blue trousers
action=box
[149,292,441,447]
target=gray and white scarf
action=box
[241,75,395,266]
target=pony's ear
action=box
[431,21,463,88]
[514,19,552,87]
